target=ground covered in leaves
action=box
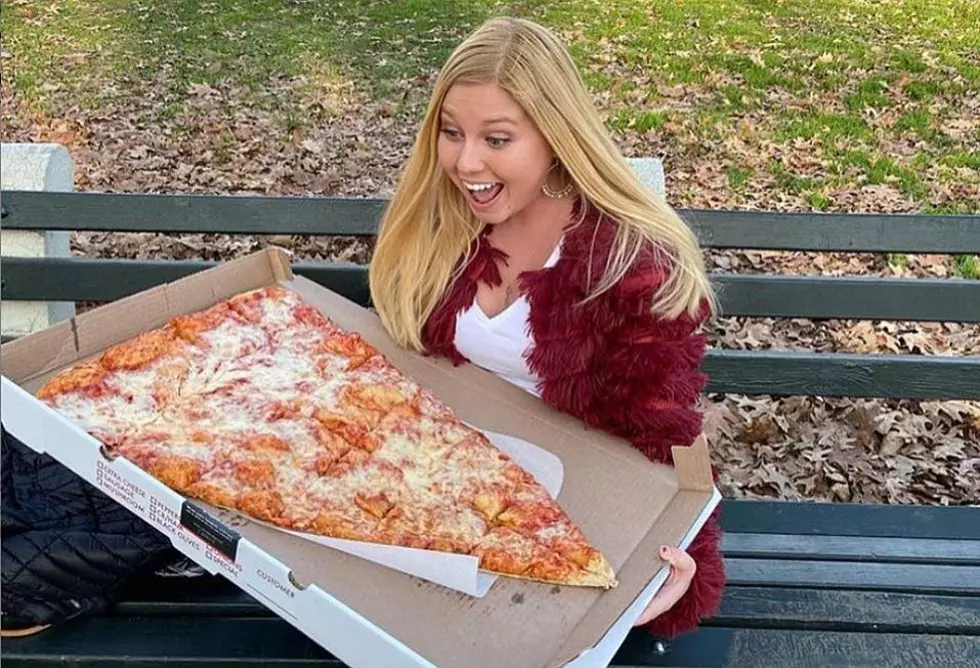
[2,0,978,506]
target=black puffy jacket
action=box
[1,423,176,635]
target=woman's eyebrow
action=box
[482,117,518,127]
[439,109,517,127]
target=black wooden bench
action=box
[1,189,979,667]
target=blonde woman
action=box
[369,16,725,639]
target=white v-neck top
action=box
[454,243,561,397]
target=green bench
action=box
[1,187,978,667]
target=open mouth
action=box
[464,182,504,207]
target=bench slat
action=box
[0,257,373,308]
[704,349,980,400]
[712,586,980,635]
[113,590,272,617]
[726,558,980,594]
[715,274,980,322]
[6,257,980,323]
[0,617,342,666]
[722,533,980,565]
[719,500,980,541]
[1,257,373,309]
[4,190,980,253]
[0,191,385,237]
[620,626,980,668]
[683,208,980,253]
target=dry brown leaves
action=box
[704,394,979,505]
[705,315,980,506]
[2,61,977,508]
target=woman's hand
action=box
[632,545,697,627]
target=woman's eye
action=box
[487,136,510,148]
[440,127,461,139]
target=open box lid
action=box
[0,248,720,668]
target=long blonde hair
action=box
[368,16,716,352]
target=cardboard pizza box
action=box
[0,248,722,668]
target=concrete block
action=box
[626,157,666,197]
[1,142,77,338]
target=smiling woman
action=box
[368,16,724,641]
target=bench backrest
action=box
[2,189,978,401]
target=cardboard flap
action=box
[265,247,295,281]
[0,319,79,382]
[671,434,714,492]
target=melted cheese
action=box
[52,389,161,439]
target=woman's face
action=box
[437,82,555,225]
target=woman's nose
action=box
[456,140,484,176]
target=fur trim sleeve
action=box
[590,259,711,463]
[420,230,505,365]
[592,254,725,639]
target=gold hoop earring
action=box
[542,161,574,199]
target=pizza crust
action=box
[481,557,618,589]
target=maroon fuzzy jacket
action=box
[420,199,726,638]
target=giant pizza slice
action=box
[36,286,618,590]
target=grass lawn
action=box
[2,0,978,275]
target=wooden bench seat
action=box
[3,500,978,668]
